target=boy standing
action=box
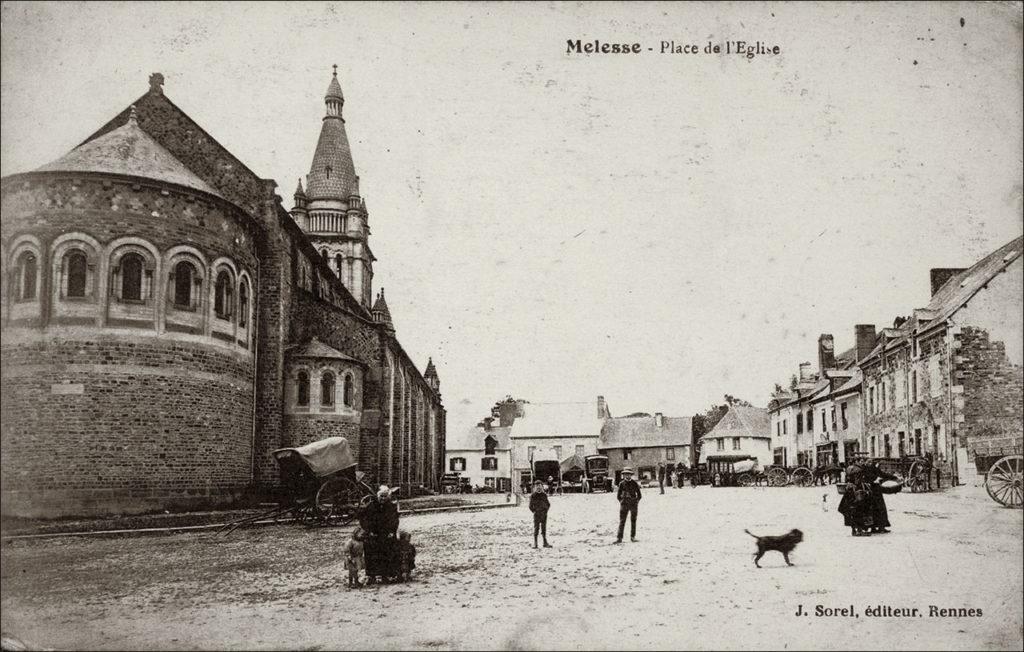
[529,480,552,548]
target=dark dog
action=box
[744,529,803,568]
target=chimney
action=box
[855,324,876,362]
[930,268,966,297]
[798,362,814,383]
[481,417,493,431]
[817,334,836,373]
[597,395,607,418]
[655,412,664,428]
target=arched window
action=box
[121,253,144,301]
[238,279,249,328]
[66,250,88,298]
[296,371,310,406]
[343,374,354,407]
[321,371,335,407]
[15,251,37,300]
[214,270,233,320]
[335,254,343,275]
[173,261,194,307]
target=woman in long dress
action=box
[837,460,874,536]
[361,485,401,583]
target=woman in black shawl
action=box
[861,459,898,533]
[361,485,401,583]
[837,459,874,536]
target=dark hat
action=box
[621,467,635,475]
[533,479,544,486]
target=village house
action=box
[859,236,1022,485]
[508,398,608,490]
[769,332,870,469]
[599,412,693,485]
[699,405,772,467]
[443,421,512,493]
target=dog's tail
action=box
[743,529,759,539]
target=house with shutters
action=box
[444,423,512,492]
[699,405,772,467]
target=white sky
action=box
[2,2,1022,433]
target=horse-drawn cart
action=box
[219,436,375,534]
[984,452,1023,508]
[764,465,814,487]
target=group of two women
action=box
[837,457,898,536]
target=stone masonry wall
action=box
[0,335,253,518]
[956,326,1024,462]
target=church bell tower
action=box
[290,66,375,308]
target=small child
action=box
[398,530,416,581]
[344,526,365,588]
[529,480,552,549]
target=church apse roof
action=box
[35,107,224,200]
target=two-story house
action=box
[599,412,693,484]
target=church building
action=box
[0,70,446,518]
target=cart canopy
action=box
[274,436,356,477]
[560,453,586,473]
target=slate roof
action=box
[861,235,1023,362]
[509,402,605,439]
[286,338,365,365]
[446,426,512,451]
[923,235,1023,326]
[599,415,693,449]
[306,73,358,201]
[701,405,770,441]
[35,109,224,199]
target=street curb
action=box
[1,501,517,542]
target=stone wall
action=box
[0,334,254,518]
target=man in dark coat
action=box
[528,480,552,548]
[614,467,642,543]
[657,463,666,494]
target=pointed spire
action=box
[294,178,306,198]
[372,288,394,332]
[424,356,440,393]
[306,67,357,200]
[325,64,344,104]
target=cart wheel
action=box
[767,468,788,487]
[737,473,754,487]
[791,467,813,487]
[985,455,1023,508]
[906,460,930,493]
[315,476,365,525]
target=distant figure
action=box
[344,526,365,588]
[529,480,552,548]
[657,462,666,494]
[614,467,642,543]
[398,530,417,581]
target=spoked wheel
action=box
[767,468,789,487]
[906,460,930,493]
[985,455,1023,508]
[791,467,814,487]
[737,473,754,487]
[315,476,367,525]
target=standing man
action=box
[614,467,642,543]
[657,462,666,494]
